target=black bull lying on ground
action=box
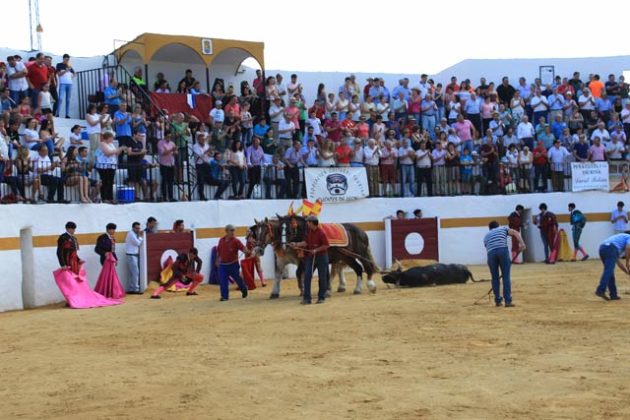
[382,264,477,287]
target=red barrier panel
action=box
[146,232,195,282]
[389,218,439,262]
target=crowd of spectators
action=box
[2,59,630,203]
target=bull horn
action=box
[264,217,268,222]
[254,218,258,225]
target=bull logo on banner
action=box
[326,173,348,196]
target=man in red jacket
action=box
[216,224,251,301]
[507,204,525,262]
[289,216,330,305]
[535,203,559,264]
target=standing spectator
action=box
[283,141,303,198]
[415,141,432,196]
[480,135,498,189]
[589,74,605,98]
[269,97,284,142]
[548,88,565,122]
[578,88,596,119]
[431,141,447,196]
[445,142,460,196]
[589,137,606,162]
[548,139,570,192]
[96,132,125,204]
[104,80,121,115]
[335,139,352,167]
[85,104,104,164]
[209,100,225,126]
[125,222,144,294]
[460,147,474,194]
[453,114,475,152]
[364,139,381,196]
[611,201,628,233]
[246,136,264,198]
[114,102,132,151]
[464,92,482,134]
[225,140,246,199]
[483,220,525,307]
[6,55,28,105]
[240,102,254,146]
[532,140,549,192]
[157,133,177,202]
[55,54,74,118]
[398,138,415,197]
[26,53,48,108]
[530,90,549,125]
[278,112,296,151]
[496,77,516,104]
[379,141,397,197]
[516,115,535,150]
[421,93,438,136]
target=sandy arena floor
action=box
[2,260,630,420]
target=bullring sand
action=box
[1,260,630,419]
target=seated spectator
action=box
[63,146,91,203]
[33,145,67,203]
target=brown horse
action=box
[253,215,378,299]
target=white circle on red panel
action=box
[404,232,424,255]
[160,250,179,268]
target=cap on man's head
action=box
[225,224,235,231]
[617,201,624,208]
[215,100,223,106]
[65,221,77,229]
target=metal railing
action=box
[76,65,197,199]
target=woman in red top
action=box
[335,139,353,167]
[216,224,250,301]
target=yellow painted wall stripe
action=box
[0,213,617,250]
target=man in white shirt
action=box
[269,97,284,141]
[547,139,570,192]
[6,55,28,105]
[530,90,549,126]
[606,135,625,160]
[398,139,416,197]
[590,122,610,144]
[278,114,296,150]
[516,115,535,149]
[620,102,630,134]
[276,73,287,104]
[287,74,300,99]
[363,138,381,197]
[33,146,66,203]
[125,222,144,294]
[209,100,225,127]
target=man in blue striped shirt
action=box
[483,220,526,307]
[595,232,630,301]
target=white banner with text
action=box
[304,167,369,202]
[571,162,609,192]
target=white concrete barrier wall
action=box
[0,192,626,312]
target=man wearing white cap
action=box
[289,216,329,305]
[209,100,225,127]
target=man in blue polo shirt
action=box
[595,232,630,301]
[104,79,121,115]
[114,102,132,149]
[572,134,590,162]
